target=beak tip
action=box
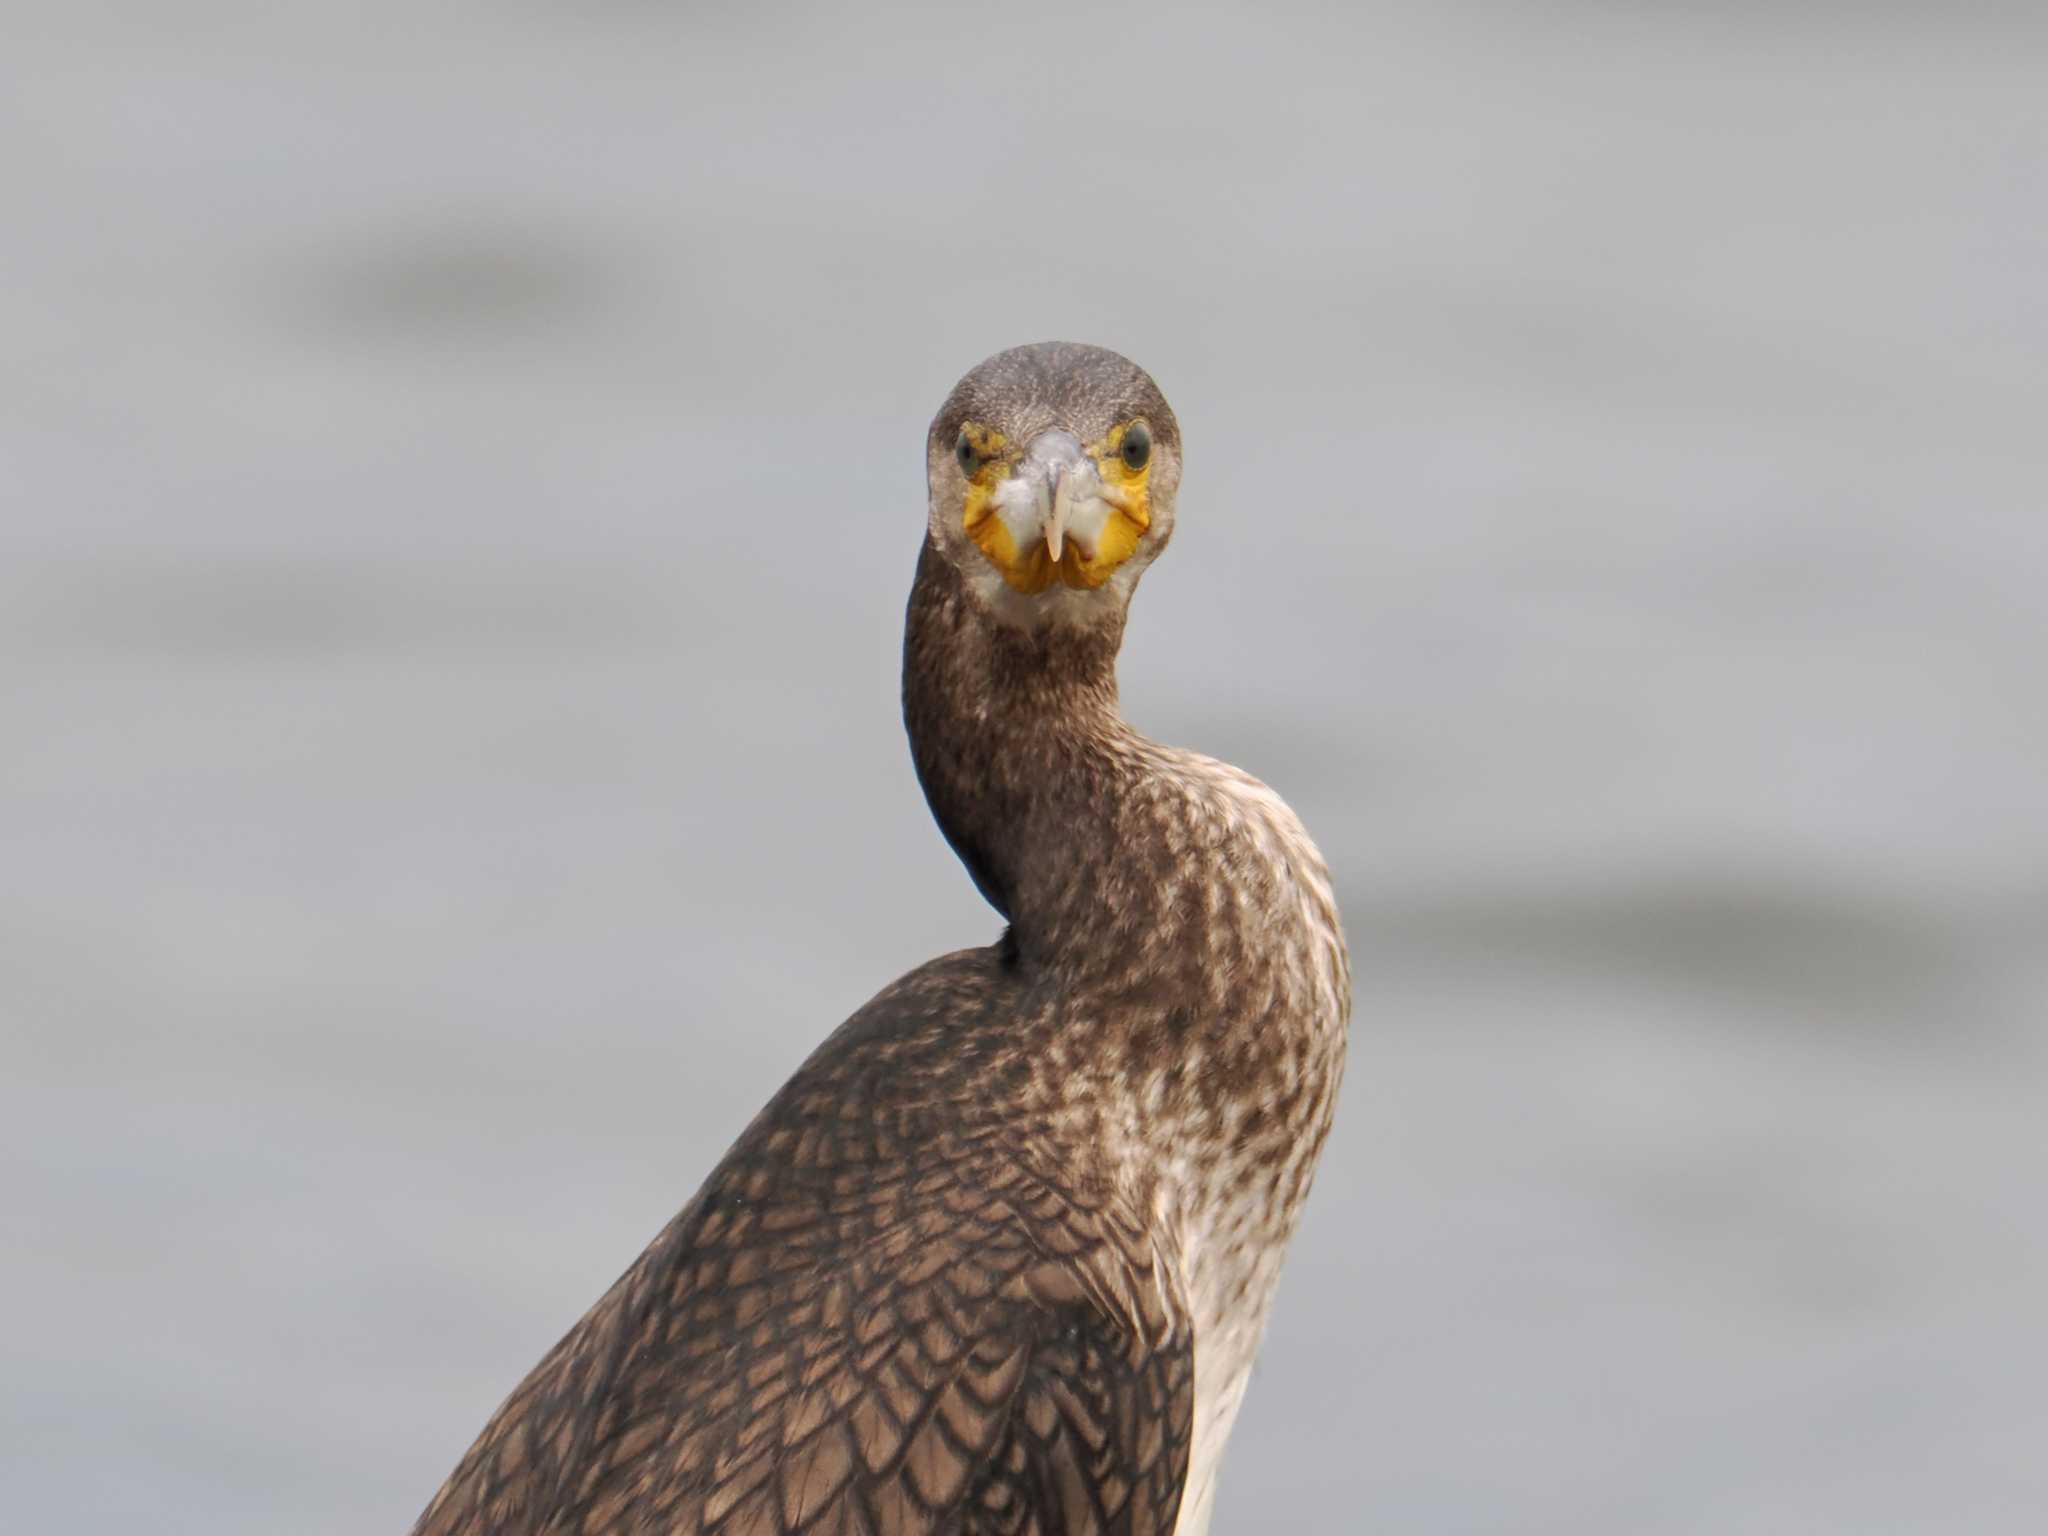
[1045,463,1075,564]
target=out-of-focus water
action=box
[3,4,2044,1531]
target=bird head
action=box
[926,342,1181,627]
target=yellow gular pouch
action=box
[959,422,1153,594]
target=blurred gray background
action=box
[4,3,2044,1531]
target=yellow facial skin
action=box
[959,420,1153,594]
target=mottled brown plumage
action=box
[412,343,1348,1536]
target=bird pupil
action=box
[955,432,978,474]
[1121,424,1151,470]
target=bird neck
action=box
[902,540,1138,960]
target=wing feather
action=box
[411,950,1195,1536]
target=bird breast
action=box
[1108,750,1351,1536]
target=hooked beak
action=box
[1017,429,1088,563]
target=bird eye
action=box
[1120,422,1152,472]
[955,431,982,477]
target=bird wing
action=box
[412,956,1196,1536]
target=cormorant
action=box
[412,342,1350,1536]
